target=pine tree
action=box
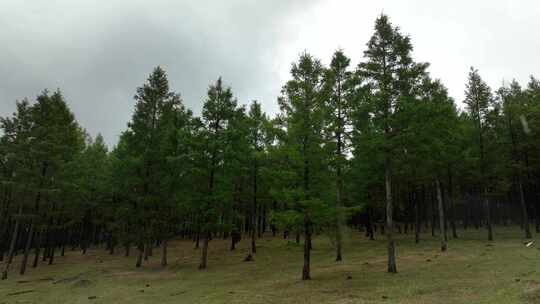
[198,77,239,269]
[244,101,270,260]
[278,52,328,280]
[322,49,354,262]
[357,14,428,273]
[463,67,495,241]
[122,66,179,266]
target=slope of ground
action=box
[1,227,539,304]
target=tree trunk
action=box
[414,190,420,244]
[33,231,42,268]
[302,220,312,280]
[1,215,21,280]
[251,226,256,254]
[135,244,143,268]
[20,222,34,275]
[436,178,447,252]
[335,154,343,262]
[161,239,167,267]
[48,236,55,265]
[447,169,458,238]
[199,232,209,269]
[385,159,397,273]
[517,179,532,238]
[144,243,150,261]
[230,236,236,250]
[366,207,374,240]
[484,187,493,241]
[251,160,257,255]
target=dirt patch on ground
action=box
[523,280,540,303]
[109,270,177,280]
[53,274,82,284]
[73,279,94,288]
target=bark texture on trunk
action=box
[385,159,397,273]
[20,222,34,275]
[135,244,143,268]
[484,187,493,241]
[161,239,168,267]
[1,220,20,280]
[518,180,532,239]
[436,178,447,252]
[199,232,209,270]
[302,220,312,280]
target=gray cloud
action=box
[2,0,540,147]
[0,0,312,146]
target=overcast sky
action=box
[2,0,540,147]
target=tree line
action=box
[2,15,540,280]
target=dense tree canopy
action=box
[2,14,540,281]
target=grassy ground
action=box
[1,227,539,304]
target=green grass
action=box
[1,227,539,304]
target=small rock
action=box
[382,295,388,299]
[346,275,352,280]
[426,259,431,262]
[146,284,150,287]
[363,262,369,265]
[515,278,521,282]
[88,296,97,300]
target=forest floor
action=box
[1,227,539,304]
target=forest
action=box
[1,15,539,300]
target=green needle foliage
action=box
[1,14,540,286]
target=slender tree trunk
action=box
[108,232,115,255]
[20,222,34,275]
[302,220,312,280]
[230,236,236,251]
[48,234,55,265]
[135,244,143,268]
[199,232,209,269]
[335,133,344,262]
[250,227,256,254]
[385,159,397,273]
[2,205,22,280]
[60,230,67,257]
[366,207,374,240]
[250,161,257,256]
[32,231,42,268]
[414,190,420,244]
[144,243,150,261]
[161,239,167,267]
[518,179,532,239]
[436,178,447,252]
[447,169,458,239]
[335,179,343,261]
[484,187,493,241]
